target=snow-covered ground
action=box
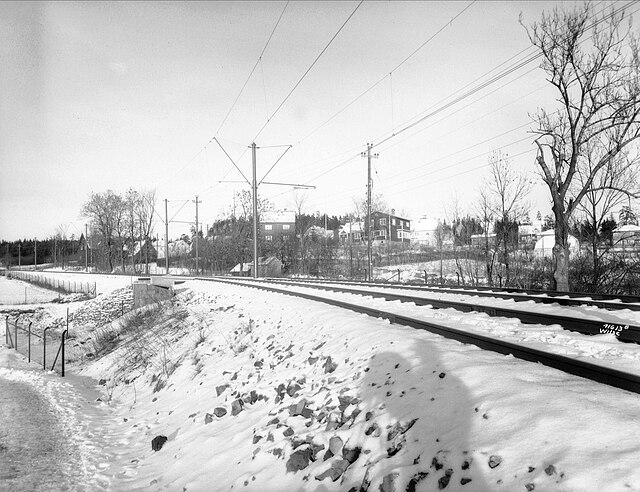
[2,274,640,491]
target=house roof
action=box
[261,210,296,223]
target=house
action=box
[260,210,296,243]
[612,224,640,250]
[369,211,411,243]
[156,238,191,260]
[534,230,580,258]
[339,222,364,243]
[411,216,440,247]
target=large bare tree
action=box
[483,151,531,286]
[523,3,640,290]
[82,190,122,271]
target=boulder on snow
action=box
[213,407,227,417]
[151,435,168,452]
[286,447,313,473]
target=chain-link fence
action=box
[7,271,96,298]
[4,316,67,376]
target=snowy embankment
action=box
[3,274,640,491]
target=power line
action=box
[251,0,364,142]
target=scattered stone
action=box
[365,423,381,437]
[432,456,444,471]
[365,411,374,421]
[388,418,418,441]
[488,455,502,469]
[406,472,429,492]
[231,399,244,416]
[213,407,227,417]
[287,381,302,397]
[438,469,453,489]
[286,447,313,473]
[379,472,399,492]
[283,427,294,437]
[98,379,107,386]
[267,432,274,442]
[342,446,361,464]
[525,484,535,491]
[387,441,403,457]
[461,460,470,470]
[460,478,472,486]
[528,466,535,473]
[329,436,343,455]
[310,442,325,460]
[323,356,338,374]
[268,417,279,426]
[204,413,214,424]
[151,435,168,452]
[315,459,350,482]
[544,465,556,476]
[252,435,262,444]
[216,384,229,396]
[438,372,446,379]
[308,356,319,365]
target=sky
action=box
[1,1,629,242]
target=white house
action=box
[339,222,364,242]
[411,216,440,247]
[534,230,579,258]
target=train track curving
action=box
[197,276,640,395]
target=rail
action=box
[198,277,640,394]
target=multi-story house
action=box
[260,210,296,243]
[369,211,411,243]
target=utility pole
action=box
[85,224,89,272]
[18,243,21,268]
[34,238,37,270]
[361,143,378,282]
[252,143,259,279]
[165,198,169,275]
[193,195,201,275]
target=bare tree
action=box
[82,190,122,271]
[523,4,640,290]
[476,188,496,286]
[483,151,531,286]
[576,144,637,288]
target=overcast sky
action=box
[0,1,617,241]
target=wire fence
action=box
[7,271,96,298]
[4,316,67,376]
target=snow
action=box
[2,274,640,491]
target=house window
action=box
[282,224,291,230]
[392,219,396,226]
[380,218,386,226]
[265,235,273,241]
[265,224,273,231]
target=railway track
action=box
[197,276,640,395]
[233,277,640,344]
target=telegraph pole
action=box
[252,143,259,279]
[85,224,89,272]
[193,195,201,275]
[34,238,37,270]
[18,243,21,268]
[165,198,169,275]
[361,143,378,281]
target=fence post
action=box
[28,322,32,362]
[43,327,50,370]
[4,315,8,345]
[14,317,18,352]
[61,329,67,377]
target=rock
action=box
[460,478,472,485]
[544,465,556,476]
[287,381,302,397]
[216,384,229,396]
[388,418,418,441]
[204,413,214,424]
[323,356,338,374]
[98,379,107,386]
[387,441,403,457]
[438,469,453,489]
[365,411,374,421]
[525,484,535,491]
[432,456,444,471]
[315,459,350,482]
[488,455,502,469]
[406,472,429,492]
[461,460,470,470]
[379,472,399,492]
[283,427,294,437]
[365,423,380,437]
[343,446,361,464]
[151,435,167,452]
[329,436,343,455]
[252,435,262,444]
[213,407,227,417]
[286,447,313,473]
[231,399,244,416]
[308,356,319,365]
[438,372,446,379]
[310,442,325,460]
